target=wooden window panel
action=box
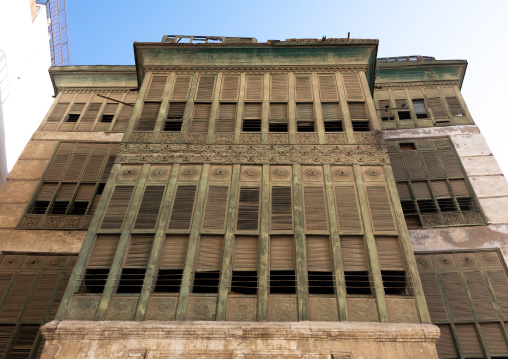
[270,74,288,102]
[124,235,153,268]
[237,187,260,231]
[376,237,404,271]
[47,103,69,122]
[431,180,450,198]
[189,103,211,132]
[160,235,188,269]
[136,102,161,131]
[220,74,240,102]
[270,186,293,231]
[0,325,16,355]
[421,151,445,178]
[168,185,197,230]
[134,186,165,230]
[296,103,314,121]
[348,102,367,119]
[77,103,102,131]
[487,270,508,318]
[244,74,263,101]
[146,75,168,100]
[318,74,339,101]
[244,103,262,119]
[270,236,294,270]
[419,273,448,321]
[441,272,473,320]
[22,273,59,322]
[167,102,186,120]
[341,236,371,295]
[196,236,223,271]
[439,150,463,178]
[0,274,36,321]
[322,103,342,121]
[388,153,408,182]
[216,103,236,132]
[365,185,396,233]
[48,273,71,320]
[202,185,229,231]
[479,323,508,356]
[446,97,464,117]
[342,73,364,101]
[9,325,40,358]
[455,324,484,358]
[81,155,106,182]
[334,184,362,234]
[171,74,192,101]
[101,186,135,229]
[36,183,58,201]
[435,325,458,358]
[294,74,313,102]
[402,151,426,180]
[429,98,448,119]
[113,103,134,131]
[62,154,88,181]
[195,74,216,101]
[44,153,71,181]
[307,236,332,272]
[233,236,258,271]
[88,235,120,268]
[269,103,288,123]
[303,186,328,232]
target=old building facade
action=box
[0,36,507,358]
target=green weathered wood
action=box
[55,164,122,319]
[384,164,431,323]
[323,165,347,320]
[37,91,62,131]
[335,73,355,144]
[353,164,388,322]
[311,73,325,144]
[261,74,269,144]
[151,72,175,142]
[454,85,474,124]
[179,74,199,143]
[473,322,490,358]
[288,72,296,144]
[216,165,240,320]
[123,73,151,142]
[449,323,464,359]
[109,93,127,132]
[434,272,454,322]
[359,71,380,131]
[134,164,180,320]
[55,93,77,131]
[292,164,309,320]
[234,75,246,143]
[257,164,270,320]
[206,73,222,144]
[175,164,210,320]
[95,164,150,320]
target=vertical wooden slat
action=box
[134,186,165,230]
[334,184,362,234]
[236,187,260,231]
[195,74,216,101]
[100,186,135,229]
[270,186,293,231]
[365,185,397,233]
[307,236,331,271]
[202,186,229,231]
[168,185,197,230]
[302,186,328,232]
[220,74,240,102]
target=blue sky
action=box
[68,0,508,175]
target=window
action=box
[307,236,334,295]
[231,236,258,295]
[269,103,288,132]
[81,235,118,293]
[117,235,153,294]
[192,236,223,294]
[341,236,372,295]
[349,102,370,132]
[100,114,114,123]
[270,236,296,294]
[395,99,411,120]
[377,100,394,121]
[242,103,261,132]
[296,103,315,132]
[65,113,80,122]
[164,102,185,131]
[412,99,428,119]
[387,138,485,228]
[154,236,188,293]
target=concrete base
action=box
[41,320,439,359]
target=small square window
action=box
[269,123,288,133]
[30,201,50,214]
[398,111,411,120]
[100,114,114,123]
[69,202,88,215]
[242,119,261,132]
[50,201,69,214]
[65,114,80,122]
[297,122,314,132]
[324,121,343,132]
[164,121,182,131]
[352,121,370,132]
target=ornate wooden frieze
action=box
[116,143,389,165]
[145,65,368,74]
[374,81,459,90]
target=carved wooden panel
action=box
[145,296,177,321]
[435,253,456,270]
[130,132,152,143]
[213,133,234,144]
[309,297,338,321]
[66,296,100,320]
[326,133,347,144]
[105,297,138,321]
[186,296,217,321]
[148,165,172,182]
[347,297,379,322]
[268,297,298,322]
[270,166,292,182]
[240,133,261,144]
[415,254,434,271]
[297,133,318,144]
[386,298,419,323]
[361,166,385,182]
[159,132,180,143]
[226,297,257,321]
[268,133,289,144]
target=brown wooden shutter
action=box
[463,271,496,319]
[270,74,288,101]
[23,273,59,321]
[455,324,483,358]
[342,73,364,101]
[411,182,432,199]
[446,97,464,117]
[47,103,69,122]
[365,185,396,232]
[78,103,102,130]
[220,75,240,101]
[322,103,342,120]
[420,151,444,178]
[196,236,223,271]
[396,183,411,200]
[0,274,36,321]
[270,186,293,231]
[244,103,262,119]
[340,236,367,271]
[233,236,258,271]
[303,186,329,232]
[75,184,95,201]
[431,180,450,198]
[195,74,216,101]
[449,179,469,197]
[113,104,134,131]
[48,272,70,320]
[171,75,192,101]
[216,103,236,132]
[237,187,260,231]
[439,150,463,177]
[88,235,120,268]
[376,236,404,270]
[81,155,106,182]
[296,103,314,121]
[146,75,168,99]
[100,155,116,182]
[102,103,118,116]
[202,186,229,231]
[435,325,458,358]
[0,325,15,354]
[295,75,313,101]
[160,235,188,269]
[318,74,339,101]
[124,235,153,268]
[101,186,134,229]
[402,151,425,179]
[167,102,186,119]
[245,74,263,101]
[270,236,294,270]
[134,186,165,230]
[270,103,288,123]
[62,154,88,181]
[440,272,473,320]
[36,183,58,201]
[429,98,448,119]
[307,236,332,271]
[136,102,161,131]
[190,103,211,132]
[480,323,508,355]
[44,154,70,181]
[334,184,362,234]
[55,183,76,201]
[348,102,367,119]
[419,273,448,321]
[10,325,39,357]
[168,185,197,230]
[388,153,407,182]
[486,270,508,317]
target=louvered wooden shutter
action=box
[0,325,15,354]
[446,97,464,117]
[365,185,396,232]
[402,151,425,179]
[101,186,134,229]
[168,185,197,230]
[318,74,339,101]
[270,74,288,101]
[244,103,262,118]
[0,274,36,321]
[167,102,186,119]
[233,236,258,271]
[23,273,59,321]
[322,103,342,120]
[136,102,161,131]
[295,75,313,101]
[270,103,288,123]
[334,185,362,234]
[449,179,469,197]
[124,235,153,268]
[439,150,463,177]
[160,235,188,269]
[146,75,168,99]
[81,155,106,181]
[9,325,39,357]
[196,236,223,271]
[419,273,448,321]
[455,324,483,357]
[245,74,263,101]
[271,186,293,231]
[296,103,314,121]
[113,104,134,131]
[303,186,328,232]
[237,187,260,231]
[435,325,458,358]
[420,151,444,178]
[202,186,229,230]
[171,75,192,101]
[216,103,236,132]
[45,153,72,179]
[342,73,364,101]
[62,154,87,181]
[431,180,450,198]
[441,272,473,320]
[134,186,165,229]
[480,323,508,355]
[69,103,85,116]
[100,155,116,182]
[47,103,69,122]
[429,98,448,119]
[348,102,367,119]
[307,236,331,271]
[55,183,76,202]
[75,184,95,202]
[463,271,496,319]
[88,235,120,268]
[396,183,411,200]
[78,103,102,130]
[486,270,508,317]
[388,153,408,182]
[411,182,431,199]
[36,183,58,201]
[270,236,294,270]
[102,103,118,116]
[220,75,240,101]
[376,237,404,270]
[195,74,216,101]
[340,236,367,271]
[190,103,211,132]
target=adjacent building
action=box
[0,35,507,358]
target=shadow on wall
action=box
[0,49,9,184]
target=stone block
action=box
[8,159,49,180]
[451,133,492,157]
[19,140,58,160]
[461,156,503,176]
[479,197,508,224]
[0,203,26,228]
[0,180,38,203]
[469,175,508,198]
